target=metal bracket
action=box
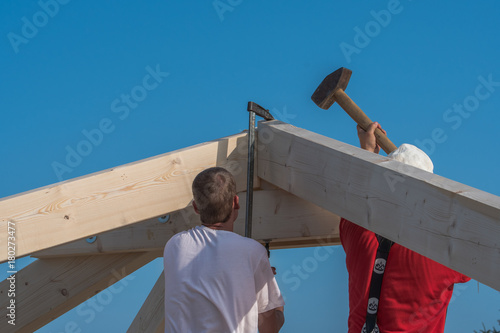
[86,236,97,244]
[158,215,170,223]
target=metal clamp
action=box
[245,101,274,238]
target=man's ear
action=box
[192,200,200,214]
[233,195,240,210]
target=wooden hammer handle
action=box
[334,89,398,154]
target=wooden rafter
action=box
[234,190,340,248]
[257,120,500,291]
[34,188,340,258]
[32,210,199,258]
[0,251,159,332]
[127,271,165,333]
[0,132,251,262]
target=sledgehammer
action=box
[311,67,397,154]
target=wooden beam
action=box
[0,251,159,332]
[127,271,165,333]
[263,236,340,250]
[257,120,500,291]
[234,190,340,245]
[0,132,250,262]
[34,189,340,258]
[33,209,200,258]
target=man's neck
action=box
[202,220,233,232]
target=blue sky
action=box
[1,0,499,332]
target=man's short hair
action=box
[192,167,236,224]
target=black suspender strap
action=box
[362,235,394,333]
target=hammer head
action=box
[311,67,352,110]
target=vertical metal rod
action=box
[245,111,256,238]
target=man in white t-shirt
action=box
[163,167,285,333]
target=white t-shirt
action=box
[163,226,284,333]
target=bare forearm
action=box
[258,307,285,333]
[274,307,284,331]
